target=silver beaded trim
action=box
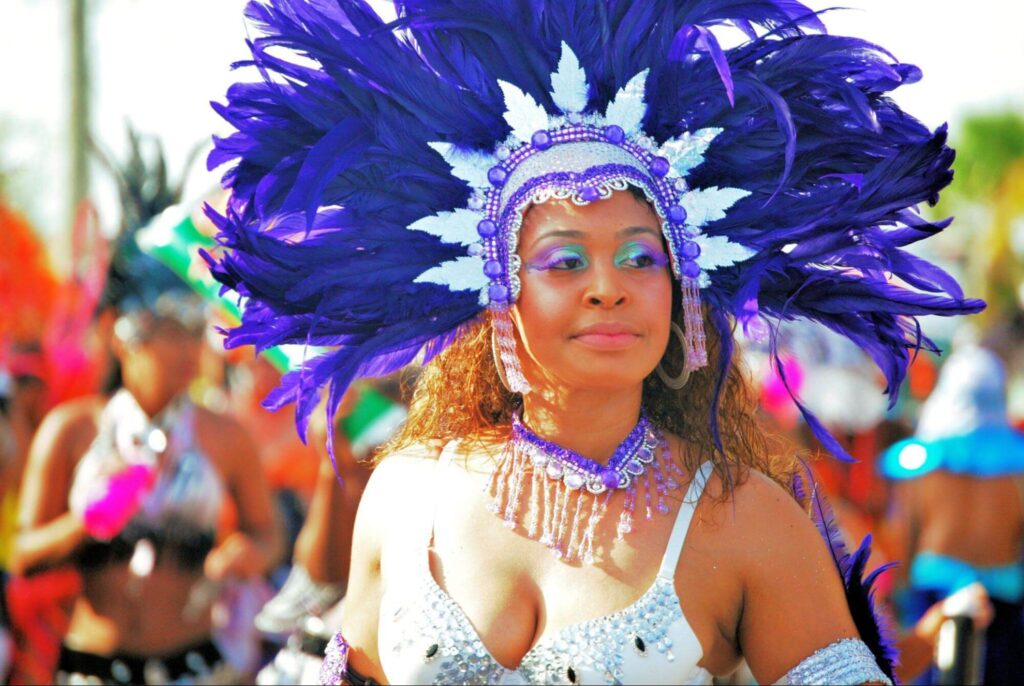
[779,638,892,686]
[390,564,687,685]
[518,576,684,685]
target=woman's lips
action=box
[571,324,641,350]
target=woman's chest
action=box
[377,527,715,685]
[377,567,710,686]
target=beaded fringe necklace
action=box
[486,412,686,564]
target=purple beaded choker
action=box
[510,411,656,494]
[487,411,687,565]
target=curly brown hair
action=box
[384,301,798,500]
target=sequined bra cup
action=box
[376,446,716,685]
[70,390,226,570]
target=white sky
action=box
[1,0,1022,264]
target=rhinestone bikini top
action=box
[375,446,715,685]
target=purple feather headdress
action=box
[206,0,983,457]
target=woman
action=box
[882,346,1024,683]
[11,138,282,684]
[207,2,982,683]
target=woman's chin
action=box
[559,364,653,392]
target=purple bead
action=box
[600,469,622,490]
[531,130,552,150]
[488,283,510,303]
[477,219,498,238]
[650,157,671,178]
[680,240,701,259]
[467,243,484,257]
[603,125,625,144]
[668,205,688,224]
[487,166,508,187]
[579,186,601,203]
[483,260,503,278]
[681,260,701,279]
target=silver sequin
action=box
[779,638,892,685]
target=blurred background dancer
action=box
[9,133,282,684]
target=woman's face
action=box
[512,190,673,392]
[115,315,203,401]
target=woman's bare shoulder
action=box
[696,465,845,600]
[700,466,808,537]
[360,443,445,515]
[30,395,104,461]
[38,395,104,433]
[374,440,445,475]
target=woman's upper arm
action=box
[223,416,276,524]
[340,448,437,684]
[339,457,393,683]
[10,403,92,573]
[213,413,283,560]
[733,474,859,684]
[17,404,82,529]
[882,480,916,586]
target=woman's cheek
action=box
[516,277,577,355]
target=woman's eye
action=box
[623,254,655,268]
[530,248,589,271]
[617,246,668,269]
[552,255,585,270]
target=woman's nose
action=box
[584,262,628,308]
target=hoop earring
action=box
[656,322,691,390]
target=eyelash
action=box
[529,245,667,272]
[531,249,589,271]
[616,247,668,269]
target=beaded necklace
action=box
[485,411,686,564]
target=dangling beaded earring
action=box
[679,280,707,372]
[656,321,691,390]
[491,309,531,394]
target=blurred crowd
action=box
[0,126,1022,686]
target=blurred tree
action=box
[68,0,91,258]
[931,111,1024,329]
[943,113,1024,203]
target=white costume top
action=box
[375,445,716,685]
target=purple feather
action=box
[795,462,900,683]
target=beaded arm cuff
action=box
[319,632,380,686]
[778,638,893,685]
[319,632,349,686]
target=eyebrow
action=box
[530,225,660,250]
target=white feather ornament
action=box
[549,42,589,113]
[660,128,724,176]
[498,80,550,144]
[427,142,493,189]
[603,69,649,136]
[413,256,491,293]
[693,233,756,287]
[407,209,480,246]
[680,186,751,228]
